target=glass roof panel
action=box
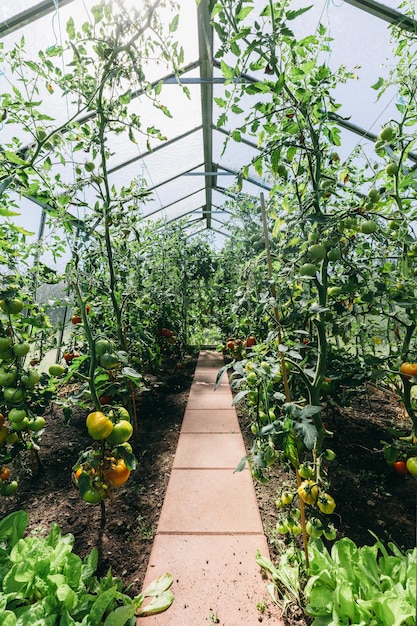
[1,0,415,247]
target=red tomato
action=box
[393,460,408,475]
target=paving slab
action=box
[186,392,234,410]
[140,534,280,625]
[193,367,227,383]
[190,379,231,393]
[157,468,263,534]
[173,433,246,469]
[181,409,240,433]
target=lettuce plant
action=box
[0,510,173,625]
[257,534,416,625]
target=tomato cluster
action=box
[0,289,60,496]
[275,456,337,541]
[223,336,256,360]
[73,407,136,505]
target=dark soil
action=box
[0,354,415,626]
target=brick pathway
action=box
[139,351,284,625]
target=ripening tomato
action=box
[0,466,10,481]
[0,426,8,444]
[63,352,79,363]
[86,411,113,440]
[399,362,417,380]
[226,340,235,350]
[245,336,256,347]
[317,493,336,514]
[281,491,294,506]
[297,480,319,505]
[104,458,130,488]
[71,314,82,325]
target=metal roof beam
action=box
[344,0,417,33]
[197,0,215,228]
[0,0,76,37]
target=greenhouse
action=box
[0,0,416,624]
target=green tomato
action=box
[13,343,30,357]
[29,417,46,432]
[0,480,18,496]
[100,352,120,369]
[360,220,378,234]
[0,366,17,386]
[0,299,24,315]
[281,491,294,506]
[406,457,417,476]
[307,244,327,262]
[323,526,337,541]
[116,441,133,455]
[0,337,12,351]
[324,448,336,461]
[12,417,30,431]
[3,387,24,405]
[379,126,394,142]
[288,523,302,535]
[48,364,66,377]
[327,248,341,262]
[82,487,105,504]
[246,372,258,386]
[95,339,112,357]
[298,462,314,479]
[385,162,398,176]
[8,408,27,423]
[107,420,133,444]
[21,369,40,387]
[327,286,342,298]
[300,263,317,277]
[368,188,380,203]
[306,519,323,538]
[260,361,271,374]
[276,522,289,534]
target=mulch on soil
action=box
[0,353,415,626]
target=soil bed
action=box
[0,354,415,625]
